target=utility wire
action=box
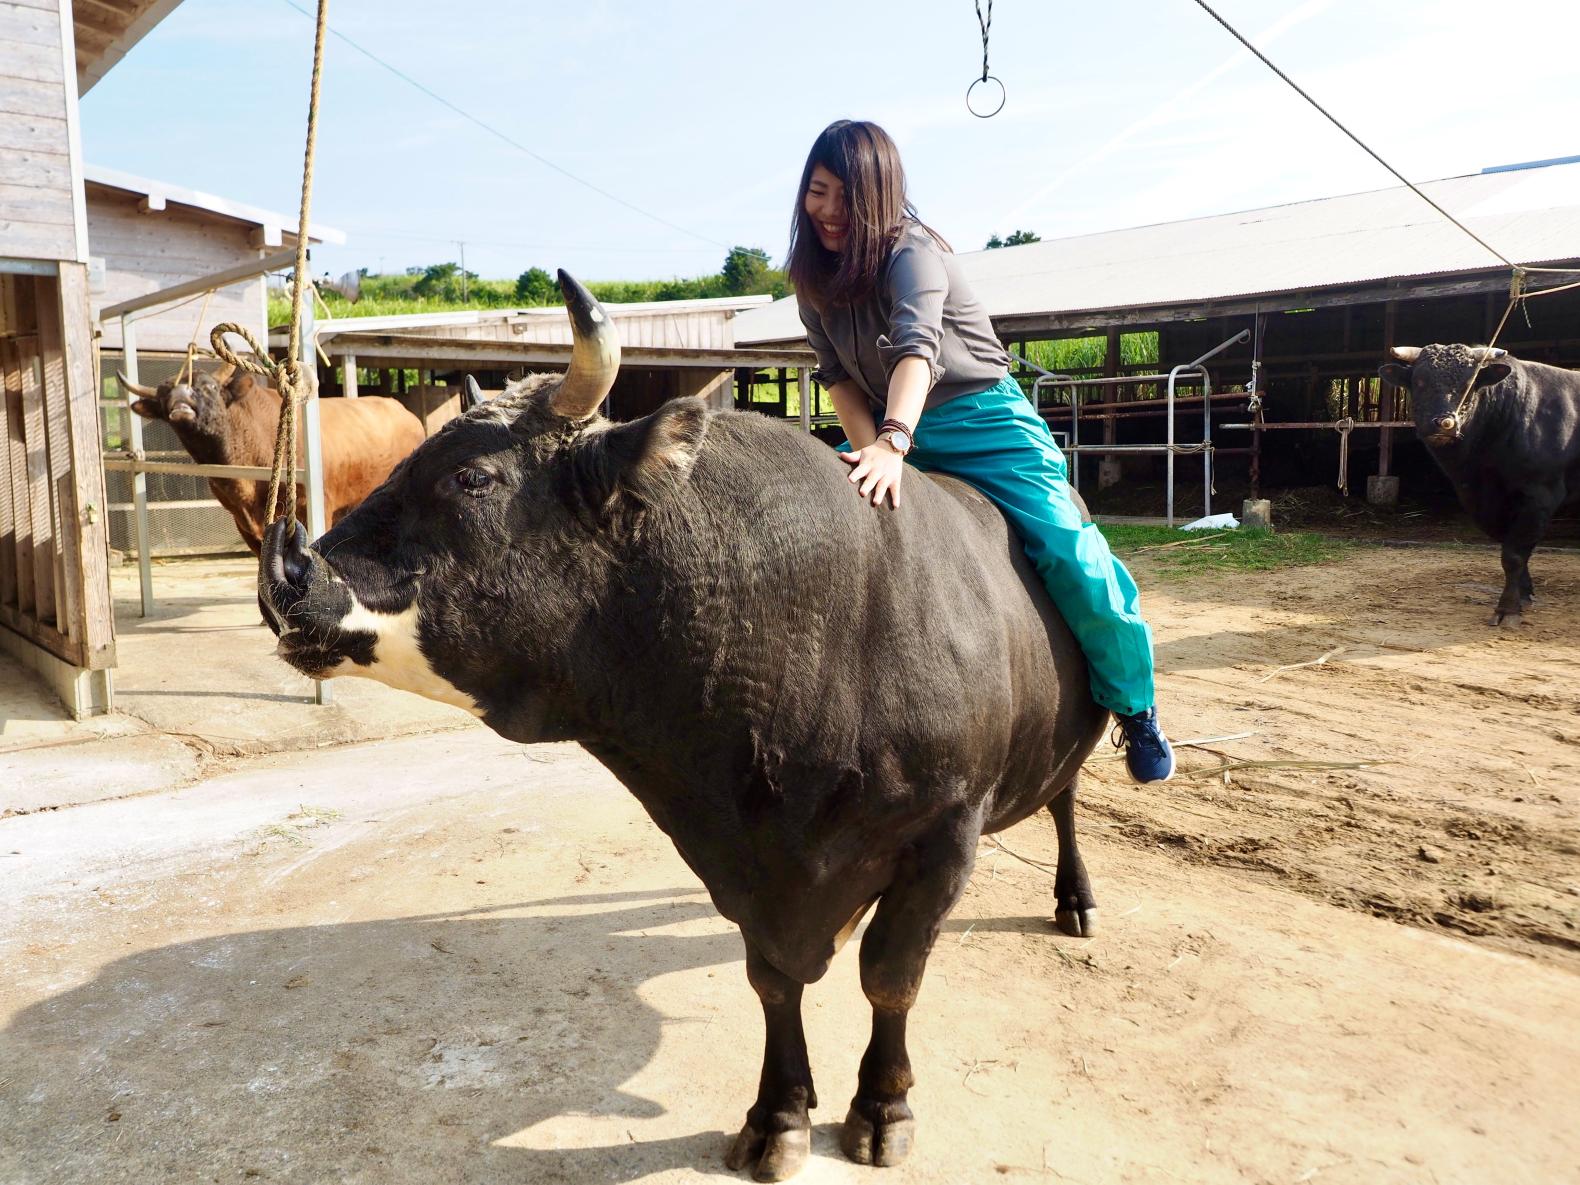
[277,0,730,252]
[1187,0,1517,270]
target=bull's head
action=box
[1378,344,1511,445]
[257,271,709,737]
[116,365,247,433]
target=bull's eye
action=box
[453,467,495,495]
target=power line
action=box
[277,0,731,252]
[1187,0,1516,270]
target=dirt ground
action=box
[3,544,1578,1184]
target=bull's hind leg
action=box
[1048,776,1099,937]
[842,822,976,1168]
[725,938,815,1182]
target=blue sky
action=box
[79,0,1579,285]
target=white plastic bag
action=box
[1181,513,1239,531]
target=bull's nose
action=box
[1436,416,1457,434]
[263,519,312,588]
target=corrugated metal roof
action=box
[735,162,1580,344]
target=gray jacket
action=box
[798,221,1009,418]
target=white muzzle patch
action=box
[327,593,484,716]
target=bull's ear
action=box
[1474,362,1512,389]
[1378,363,1412,389]
[599,396,710,503]
[128,397,162,419]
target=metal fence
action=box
[97,351,249,559]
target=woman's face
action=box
[804,163,849,253]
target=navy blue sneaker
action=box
[1113,707,1175,784]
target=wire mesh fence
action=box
[99,351,251,560]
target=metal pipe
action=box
[299,300,331,706]
[1220,421,1413,430]
[121,315,154,618]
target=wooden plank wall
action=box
[0,270,116,670]
[89,188,269,352]
[1,0,82,264]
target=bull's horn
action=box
[463,374,485,411]
[550,269,620,420]
[1388,346,1422,363]
[1470,346,1508,361]
[116,370,158,399]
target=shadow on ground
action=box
[2,891,753,1184]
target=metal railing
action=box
[1016,329,1250,526]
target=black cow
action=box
[1379,343,1580,625]
[259,272,1107,1180]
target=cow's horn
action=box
[550,269,620,420]
[1470,346,1507,361]
[1388,346,1422,363]
[463,374,485,411]
[116,371,158,398]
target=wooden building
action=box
[297,296,815,430]
[2,0,116,715]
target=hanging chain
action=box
[975,0,992,82]
[966,0,1005,117]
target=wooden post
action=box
[343,352,358,397]
[53,263,115,669]
[1379,300,1397,480]
[797,368,811,433]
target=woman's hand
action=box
[839,441,905,509]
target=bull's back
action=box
[319,398,425,509]
[692,413,1105,825]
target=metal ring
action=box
[966,75,1006,119]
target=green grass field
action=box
[1097,524,1351,575]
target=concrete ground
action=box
[3,557,478,816]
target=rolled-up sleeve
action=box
[798,301,850,389]
[876,239,947,385]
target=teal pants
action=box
[863,375,1156,716]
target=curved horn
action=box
[1388,346,1422,363]
[463,374,485,411]
[116,370,158,399]
[1469,346,1508,361]
[550,269,620,420]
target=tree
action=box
[515,266,556,303]
[985,229,1041,249]
[412,261,478,301]
[721,246,771,295]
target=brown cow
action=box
[117,365,425,555]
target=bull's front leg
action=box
[1491,484,1561,626]
[843,822,977,1168]
[725,937,815,1182]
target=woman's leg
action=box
[911,379,1155,718]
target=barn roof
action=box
[84,164,346,246]
[74,0,187,96]
[734,159,1580,344]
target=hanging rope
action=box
[211,0,329,530]
[966,0,1005,118]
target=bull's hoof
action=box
[1055,906,1100,937]
[841,1105,915,1167]
[725,1122,809,1181]
[1489,611,1524,628]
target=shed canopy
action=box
[735,160,1580,345]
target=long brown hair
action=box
[788,120,949,310]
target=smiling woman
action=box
[786,119,1178,787]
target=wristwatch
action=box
[877,418,914,455]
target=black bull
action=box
[260,272,1107,1179]
[1380,343,1580,626]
